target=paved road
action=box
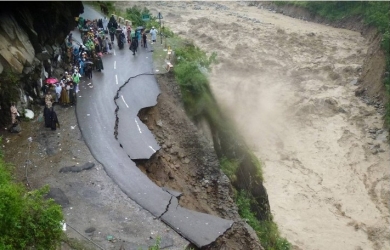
[76,5,233,248]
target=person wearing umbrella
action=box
[45,77,59,85]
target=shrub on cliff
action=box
[0,140,64,250]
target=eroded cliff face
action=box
[0,1,83,126]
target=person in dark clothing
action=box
[68,82,76,104]
[95,56,104,72]
[97,36,103,48]
[86,64,93,79]
[41,83,50,95]
[142,31,147,48]
[95,41,101,54]
[130,38,138,55]
[109,26,115,42]
[50,107,60,131]
[109,15,116,25]
[43,106,52,128]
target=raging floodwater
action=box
[118,1,390,249]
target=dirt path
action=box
[118,2,390,250]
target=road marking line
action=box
[115,74,118,85]
[149,146,156,153]
[121,95,129,108]
[134,118,142,133]
[113,49,116,56]
[114,61,116,69]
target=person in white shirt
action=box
[150,27,157,43]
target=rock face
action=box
[0,1,84,126]
[0,2,83,74]
[0,13,35,74]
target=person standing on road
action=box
[50,107,60,131]
[102,16,108,31]
[150,26,157,43]
[142,31,147,48]
[109,25,116,43]
[72,70,81,93]
[129,36,138,55]
[85,64,93,79]
[126,26,131,44]
[105,37,112,54]
[55,83,62,103]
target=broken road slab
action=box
[161,197,234,248]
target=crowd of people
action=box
[9,14,158,133]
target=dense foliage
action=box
[0,138,64,250]
[236,190,291,250]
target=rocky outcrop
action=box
[0,13,35,74]
[0,1,83,126]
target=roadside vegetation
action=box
[274,1,390,130]
[0,138,64,249]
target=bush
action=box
[0,146,64,249]
[220,157,240,182]
[236,190,291,250]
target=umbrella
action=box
[45,77,58,84]
[84,61,94,65]
[136,26,144,31]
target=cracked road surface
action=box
[76,5,233,248]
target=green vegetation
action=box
[148,236,161,250]
[220,157,240,182]
[274,1,390,129]
[125,5,151,27]
[236,191,291,250]
[174,44,217,119]
[0,138,64,250]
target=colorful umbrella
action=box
[45,77,59,84]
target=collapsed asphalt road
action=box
[75,5,233,248]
